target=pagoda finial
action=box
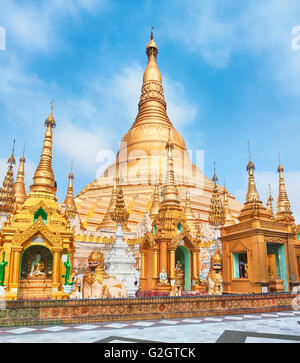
[63,163,77,218]
[0,141,16,214]
[150,25,154,40]
[266,184,274,218]
[45,99,56,128]
[30,104,57,198]
[245,141,259,202]
[276,155,292,220]
[13,143,27,209]
[209,163,225,226]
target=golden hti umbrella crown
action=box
[0,140,16,214]
[13,144,27,209]
[110,183,129,224]
[29,101,57,198]
[208,163,225,226]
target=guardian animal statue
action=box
[83,250,128,299]
[207,247,223,295]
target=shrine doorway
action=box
[267,243,288,292]
[175,246,191,291]
[19,245,53,299]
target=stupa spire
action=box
[223,179,235,226]
[149,182,161,217]
[246,142,260,202]
[0,140,16,214]
[63,162,77,218]
[162,128,179,203]
[131,27,172,131]
[30,101,57,198]
[276,154,292,220]
[266,184,274,218]
[208,162,225,226]
[13,144,27,209]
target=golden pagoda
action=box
[74,29,242,234]
[13,146,27,211]
[0,103,75,300]
[0,141,16,219]
[220,145,300,294]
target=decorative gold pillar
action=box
[52,249,61,287]
[159,241,168,273]
[141,252,146,279]
[11,248,22,287]
[169,249,176,279]
[192,250,198,279]
[153,249,159,278]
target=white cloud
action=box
[0,0,106,52]
[161,0,300,95]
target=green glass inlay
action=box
[34,208,47,224]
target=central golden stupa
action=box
[75,30,242,233]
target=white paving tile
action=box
[204,317,223,322]
[9,327,37,334]
[158,320,180,325]
[243,315,261,319]
[131,322,155,327]
[104,323,130,329]
[73,325,100,331]
[182,319,202,323]
[42,326,69,332]
[224,316,243,320]
[277,312,295,316]
[261,314,278,318]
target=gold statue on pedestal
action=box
[29,252,46,278]
[159,268,168,285]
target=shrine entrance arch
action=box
[175,245,191,291]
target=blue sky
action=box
[0,0,300,221]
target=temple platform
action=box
[0,292,296,328]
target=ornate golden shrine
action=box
[136,125,203,293]
[0,105,75,300]
[220,150,300,294]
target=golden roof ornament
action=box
[13,144,27,209]
[276,154,293,221]
[110,183,129,224]
[222,180,235,226]
[246,142,260,202]
[63,163,77,218]
[238,143,270,222]
[0,140,16,214]
[29,101,57,198]
[208,162,225,226]
[266,184,274,218]
[149,182,161,217]
[162,128,179,203]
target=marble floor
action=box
[0,311,300,343]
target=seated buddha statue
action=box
[159,268,168,284]
[175,260,184,287]
[29,252,46,278]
